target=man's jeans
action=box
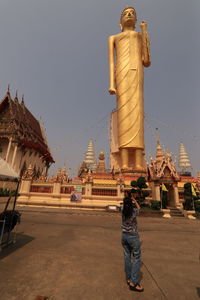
[121,232,141,284]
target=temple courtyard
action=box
[0,207,199,300]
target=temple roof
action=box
[147,143,179,181]
[0,90,54,163]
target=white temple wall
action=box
[0,138,47,176]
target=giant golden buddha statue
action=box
[108,7,151,171]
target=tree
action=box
[183,182,199,210]
[131,177,149,204]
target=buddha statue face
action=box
[120,7,137,31]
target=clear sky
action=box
[0,0,199,177]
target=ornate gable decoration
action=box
[147,144,179,182]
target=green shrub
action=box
[140,202,150,208]
[130,180,137,188]
[194,201,200,212]
[131,177,149,204]
[183,182,197,210]
[150,200,161,210]
[0,188,16,197]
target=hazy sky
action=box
[0,0,199,177]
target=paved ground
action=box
[0,206,200,300]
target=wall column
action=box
[85,182,92,197]
[11,144,18,168]
[154,182,161,201]
[173,183,181,208]
[17,165,34,203]
[20,178,32,195]
[53,182,61,198]
[5,137,12,162]
[18,177,32,203]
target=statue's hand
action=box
[109,87,116,95]
[140,21,147,30]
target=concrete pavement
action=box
[0,206,199,300]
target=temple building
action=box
[17,141,199,216]
[0,87,54,177]
[147,142,180,207]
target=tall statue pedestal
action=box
[115,168,147,181]
[121,168,147,177]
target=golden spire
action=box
[154,129,164,162]
[155,142,164,162]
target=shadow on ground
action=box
[0,232,34,260]
[196,287,200,298]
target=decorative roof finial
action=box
[14,90,18,103]
[21,94,25,105]
[155,128,160,145]
[7,84,10,95]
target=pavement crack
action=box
[142,261,168,300]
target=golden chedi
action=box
[108,7,151,172]
[96,151,106,173]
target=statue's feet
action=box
[121,167,134,173]
[135,166,146,172]
[121,166,147,173]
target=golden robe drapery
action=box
[115,31,144,149]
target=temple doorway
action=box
[165,183,175,207]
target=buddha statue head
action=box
[120,7,137,31]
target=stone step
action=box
[167,207,185,217]
[170,214,184,217]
